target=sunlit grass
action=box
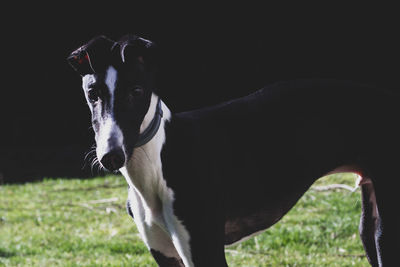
[0,174,368,266]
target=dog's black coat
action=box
[160,79,399,266]
[69,34,399,266]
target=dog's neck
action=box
[120,93,172,212]
[140,94,163,134]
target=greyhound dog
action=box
[68,34,398,266]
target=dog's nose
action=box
[100,148,125,171]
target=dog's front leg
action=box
[162,198,228,267]
[127,189,185,266]
[160,200,197,267]
[359,179,379,266]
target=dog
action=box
[68,34,398,266]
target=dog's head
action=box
[67,35,157,171]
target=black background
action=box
[1,3,398,183]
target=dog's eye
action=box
[87,89,99,102]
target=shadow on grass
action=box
[0,248,16,258]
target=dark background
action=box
[1,3,398,183]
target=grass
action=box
[0,174,369,266]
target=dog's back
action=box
[167,79,399,175]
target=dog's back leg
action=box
[359,179,379,266]
[360,163,399,267]
[372,175,398,266]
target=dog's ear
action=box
[67,49,93,76]
[118,35,157,70]
[67,35,116,76]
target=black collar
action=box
[134,98,163,148]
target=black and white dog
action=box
[68,34,398,266]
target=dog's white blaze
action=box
[105,66,118,102]
[120,95,194,266]
[96,117,124,157]
[97,66,124,158]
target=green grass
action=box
[0,174,369,266]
